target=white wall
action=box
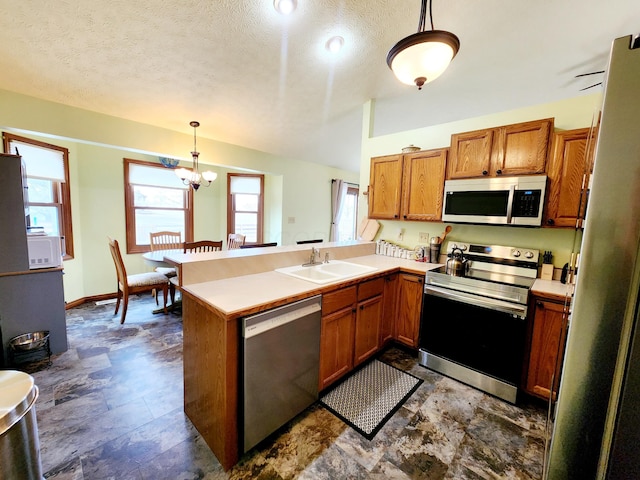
[0,89,358,302]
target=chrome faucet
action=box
[302,247,323,266]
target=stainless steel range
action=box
[419,242,539,403]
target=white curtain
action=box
[330,179,348,242]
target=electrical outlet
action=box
[419,232,430,243]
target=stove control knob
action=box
[459,244,468,251]
[524,251,534,259]
[449,243,458,251]
[512,249,521,257]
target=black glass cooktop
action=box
[427,266,536,290]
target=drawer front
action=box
[357,277,384,302]
[322,286,357,316]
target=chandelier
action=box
[175,121,217,190]
[387,0,460,90]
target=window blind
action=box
[230,175,261,194]
[129,163,189,189]
[9,139,66,182]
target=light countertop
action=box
[180,250,573,318]
[532,278,574,302]
[182,254,441,318]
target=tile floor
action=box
[20,295,546,479]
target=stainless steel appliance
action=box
[441,175,547,226]
[419,242,539,403]
[242,295,321,453]
[546,34,640,479]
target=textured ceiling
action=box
[0,0,638,172]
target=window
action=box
[3,133,74,259]
[337,185,359,241]
[227,174,264,244]
[124,159,193,253]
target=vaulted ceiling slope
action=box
[0,0,638,172]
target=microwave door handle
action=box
[506,185,515,224]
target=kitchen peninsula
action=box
[164,241,435,469]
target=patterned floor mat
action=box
[320,359,422,440]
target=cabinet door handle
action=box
[537,302,544,308]
[482,170,488,175]
[403,215,407,219]
[547,218,555,225]
[360,305,364,310]
[496,169,503,175]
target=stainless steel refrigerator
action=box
[546,33,640,479]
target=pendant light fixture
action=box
[175,121,217,190]
[387,0,460,90]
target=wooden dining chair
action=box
[184,240,223,253]
[108,237,168,324]
[149,231,183,251]
[149,231,182,277]
[227,233,246,250]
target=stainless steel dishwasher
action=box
[242,295,321,453]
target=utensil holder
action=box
[430,244,441,263]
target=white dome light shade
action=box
[325,36,344,54]
[274,0,297,15]
[387,30,460,89]
[202,170,217,182]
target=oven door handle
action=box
[424,285,527,319]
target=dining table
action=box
[142,249,182,313]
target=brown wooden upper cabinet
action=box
[447,118,554,179]
[544,127,597,228]
[368,148,447,221]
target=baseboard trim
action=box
[65,293,117,310]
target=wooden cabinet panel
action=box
[448,118,553,179]
[368,154,403,219]
[395,273,424,348]
[401,149,448,221]
[319,306,355,390]
[354,294,383,366]
[381,274,398,345]
[494,119,552,176]
[525,297,569,400]
[357,277,384,302]
[322,285,357,316]
[448,129,494,179]
[544,127,596,228]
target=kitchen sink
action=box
[275,260,377,284]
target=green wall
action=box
[0,89,358,302]
[357,94,603,267]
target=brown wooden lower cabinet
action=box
[525,294,570,400]
[353,278,384,366]
[318,286,356,391]
[319,305,355,391]
[395,273,424,348]
[380,273,398,345]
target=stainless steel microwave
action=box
[441,175,547,226]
